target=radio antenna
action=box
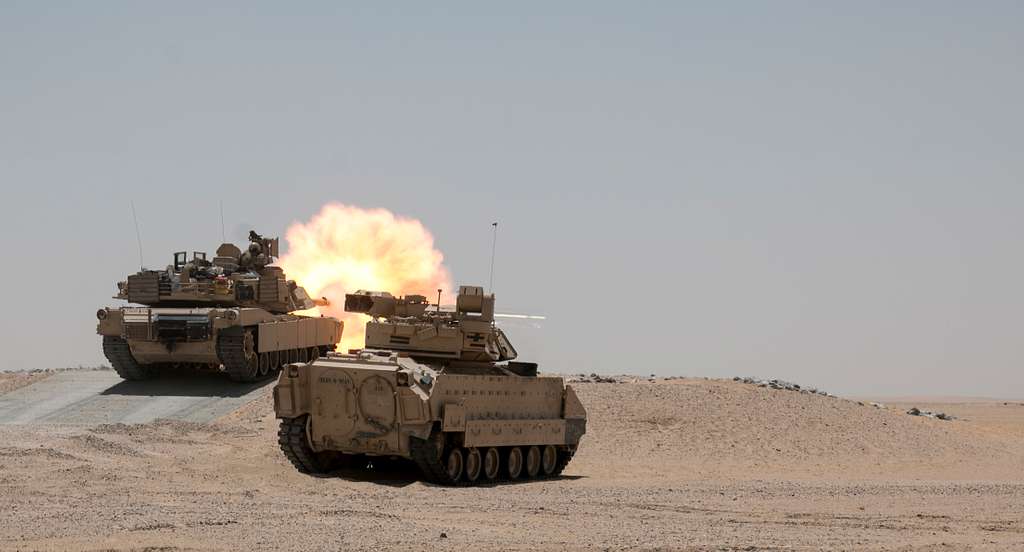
[488,221,498,293]
[130,200,144,270]
[219,200,226,242]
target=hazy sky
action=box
[2,2,1022,397]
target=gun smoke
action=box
[279,203,452,352]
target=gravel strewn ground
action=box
[0,374,1022,551]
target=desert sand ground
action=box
[1,371,1022,551]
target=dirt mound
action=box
[0,446,81,461]
[571,378,1024,482]
[1,377,1023,550]
[0,371,52,395]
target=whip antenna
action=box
[489,221,498,292]
[130,200,144,270]
[219,200,226,242]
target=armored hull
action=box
[274,351,586,484]
[98,306,341,381]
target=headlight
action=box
[225,310,238,320]
[96,309,108,320]
[396,372,409,386]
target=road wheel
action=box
[258,352,270,377]
[541,445,558,476]
[506,447,523,480]
[525,445,541,478]
[483,447,500,481]
[464,448,482,483]
[445,448,464,483]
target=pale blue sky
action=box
[1,2,1022,396]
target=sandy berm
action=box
[0,371,1022,551]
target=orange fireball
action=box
[279,203,453,352]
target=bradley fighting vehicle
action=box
[97,231,342,382]
[273,285,587,485]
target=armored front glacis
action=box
[273,285,586,485]
[97,231,342,382]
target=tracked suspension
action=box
[216,331,259,382]
[102,336,155,380]
[408,431,577,486]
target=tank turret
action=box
[113,230,321,314]
[344,285,531,372]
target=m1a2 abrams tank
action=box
[273,285,587,485]
[96,231,342,382]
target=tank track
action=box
[409,431,578,485]
[409,433,458,485]
[551,447,576,477]
[278,415,336,474]
[102,336,155,380]
[216,331,258,383]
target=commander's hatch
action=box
[173,251,208,272]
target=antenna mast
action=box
[219,200,226,242]
[488,221,498,293]
[130,200,144,270]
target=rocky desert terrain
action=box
[0,370,1022,551]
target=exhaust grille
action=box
[124,323,150,340]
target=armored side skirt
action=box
[462,419,569,447]
[255,317,340,353]
[98,307,341,365]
